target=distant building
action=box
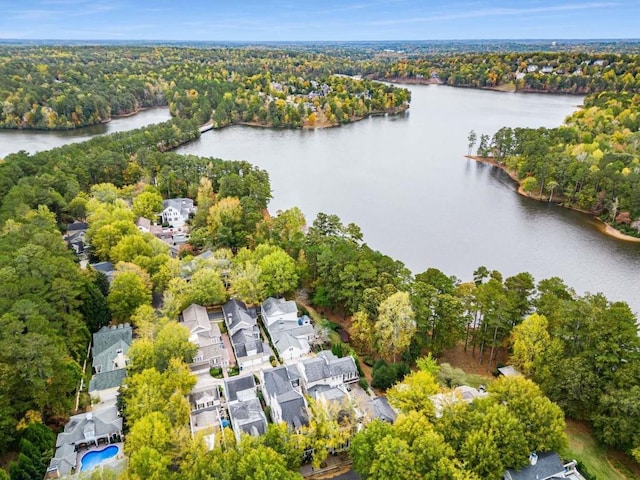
[161,198,196,229]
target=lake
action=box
[1,86,637,315]
[176,85,640,315]
[0,108,172,158]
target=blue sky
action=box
[0,0,637,41]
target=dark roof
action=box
[224,375,256,402]
[264,367,293,396]
[66,222,88,232]
[302,357,330,382]
[91,261,115,274]
[504,452,565,480]
[279,394,309,429]
[223,299,257,332]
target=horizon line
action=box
[2,38,640,43]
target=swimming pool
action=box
[80,445,119,471]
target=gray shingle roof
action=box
[263,367,293,396]
[371,397,397,423]
[92,324,132,357]
[224,375,256,402]
[262,297,298,317]
[89,369,127,393]
[223,299,257,333]
[302,357,330,382]
[504,452,565,480]
[228,397,267,438]
[279,394,309,429]
[90,324,132,392]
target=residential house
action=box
[504,452,585,480]
[88,324,132,406]
[224,375,268,442]
[430,385,488,418]
[90,261,116,283]
[541,65,554,74]
[46,406,123,479]
[261,365,309,431]
[366,397,397,424]
[136,217,164,236]
[189,385,223,447]
[497,365,521,377]
[64,222,89,256]
[526,65,539,73]
[261,297,314,360]
[161,198,196,229]
[299,350,359,402]
[223,299,271,371]
[180,304,227,374]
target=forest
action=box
[0,46,410,130]
[1,43,640,479]
[469,90,640,238]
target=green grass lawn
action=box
[563,420,640,480]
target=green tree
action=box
[107,266,152,322]
[387,370,440,415]
[510,313,551,376]
[154,322,198,372]
[258,247,299,297]
[375,291,416,362]
[133,191,163,220]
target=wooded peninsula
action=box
[1,43,639,480]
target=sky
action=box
[0,0,638,42]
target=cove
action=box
[177,85,640,315]
[0,107,172,158]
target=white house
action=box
[161,198,196,229]
[261,297,314,360]
[260,365,308,431]
[180,304,227,373]
[223,299,271,371]
[299,350,359,402]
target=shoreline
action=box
[465,155,640,244]
[212,104,410,131]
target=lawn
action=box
[563,420,640,480]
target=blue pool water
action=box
[80,445,118,471]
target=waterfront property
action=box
[161,197,196,229]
